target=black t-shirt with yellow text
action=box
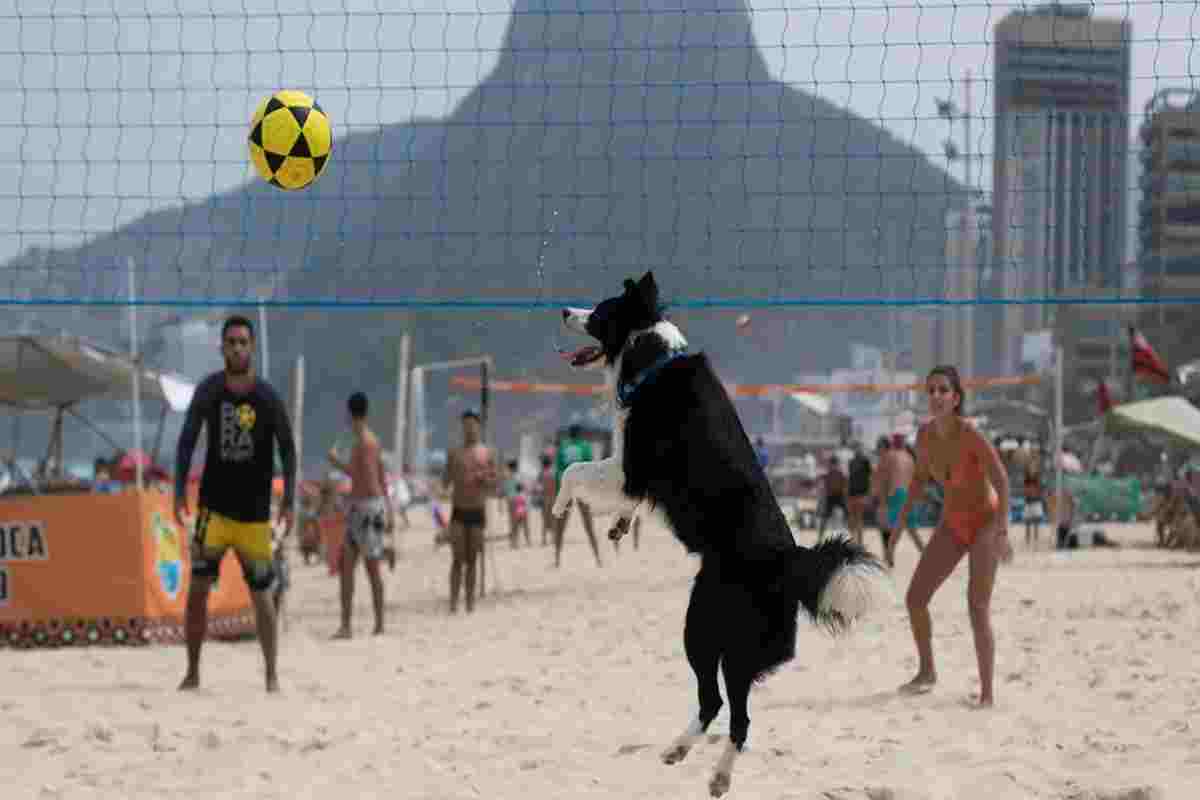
[174,372,296,523]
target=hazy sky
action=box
[1,0,1196,270]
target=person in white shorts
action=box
[327,392,395,638]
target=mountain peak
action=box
[499,0,764,84]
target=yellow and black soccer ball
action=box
[248,90,332,191]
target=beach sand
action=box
[3,512,1199,799]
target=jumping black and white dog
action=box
[553,272,892,797]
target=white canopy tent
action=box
[1104,395,1200,450]
[0,333,194,412]
[0,333,196,490]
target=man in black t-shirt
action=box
[817,455,849,539]
[174,314,296,693]
[846,441,873,547]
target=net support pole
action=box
[480,360,490,444]
[410,366,426,477]
[408,355,494,475]
[394,331,411,469]
[258,301,270,381]
[127,256,143,492]
[291,355,305,528]
[1053,344,1064,531]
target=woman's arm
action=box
[972,426,1011,532]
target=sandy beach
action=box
[4,511,1200,800]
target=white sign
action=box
[0,521,50,562]
[1021,330,1055,373]
[0,565,8,606]
[851,343,884,371]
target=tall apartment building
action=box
[993,3,1131,373]
[942,200,994,379]
[1137,88,1200,373]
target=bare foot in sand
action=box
[331,628,352,640]
[372,624,385,636]
[266,673,280,693]
[178,673,200,691]
[898,673,936,695]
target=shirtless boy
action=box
[878,433,925,567]
[328,392,395,638]
[443,409,497,614]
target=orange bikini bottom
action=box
[943,494,999,547]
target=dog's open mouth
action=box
[559,344,604,367]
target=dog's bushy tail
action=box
[786,535,895,635]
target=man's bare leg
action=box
[250,589,280,693]
[363,557,386,635]
[553,511,568,568]
[578,503,603,567]
[478,525,487,599]
[448,522,465,613]
[333,543,359,639]
[179,575,214,690]
[464,525,482,613]
[908,526,926,552]
[881,529,895,568]
[384,532,397,571]
[848,501,864,547]
[274,584,287,633]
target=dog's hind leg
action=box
[608,498,646,542]
[708,660,753,798]
[662,578,723,766]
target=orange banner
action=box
[0,489,253,647]
[452,376,607,396]
[450,372,1041,397]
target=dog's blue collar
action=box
[616,348,687,408]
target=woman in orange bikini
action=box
[894,365,1012,707]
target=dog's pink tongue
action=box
[558,345,599,366]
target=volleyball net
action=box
[1,0,1194,467]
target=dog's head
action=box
[560,271,677,370]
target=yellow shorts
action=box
[191,508,275,591]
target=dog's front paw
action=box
[661,742,692,765]
[708,769,732,798]
[551,492,572,519]
[608,515,630,542]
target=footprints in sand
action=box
[1062,786,1163,800]
[818,789,908,800]
[22,728,66,750]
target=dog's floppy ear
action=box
[636,271,659,313]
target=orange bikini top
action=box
[944,448,986,489]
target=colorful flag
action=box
[1096,380,1113,415]
[1129,327,1171,385]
